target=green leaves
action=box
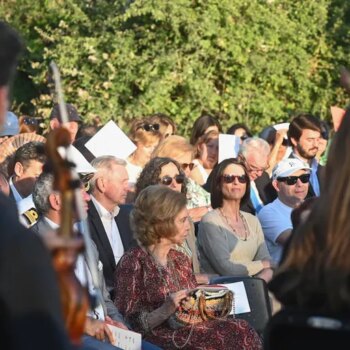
[1,0,349,135]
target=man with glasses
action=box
[239,137,277,215]
[258,158,310,264]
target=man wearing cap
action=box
[0,111,19,142]
[49,103,81,143]
[258,158,310,264]
[288,113,323,197]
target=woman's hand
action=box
[163,289,190,314]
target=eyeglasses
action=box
[222,174,249,184]
[140,123,160,132]
[277,173,310,185]
[180,163,195,171]
[159,174,185,186]
[247,163,269,173]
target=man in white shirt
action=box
[258,158,310,264]
[88,156,135,294]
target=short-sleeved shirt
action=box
[258,198,293,264]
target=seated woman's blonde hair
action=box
[131,185,187,246]
[151,135,194,159]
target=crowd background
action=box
[1,0,350,135]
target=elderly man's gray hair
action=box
[32,172,55,215]
[90,156,126,192]
[239,137,270,158]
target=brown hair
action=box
[131,185,187,246]
[152,135,194,160]
[287,113,322,143]
[129,117,162,147]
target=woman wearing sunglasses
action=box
[197,158,274,283]
[135,157,211,284]
[152,135,211,222]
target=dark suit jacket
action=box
[0,193,71,350]
[289,153,324,198]
[87,201,136,291]
[241,171,277,215]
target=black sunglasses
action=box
[142,123,160,132]
[180,163,195,171]
[222,174,249,184]
[277,173,310,185]
[159,174,185,186]
[23,118,38,126]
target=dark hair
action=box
[288,113,322,143]
[0,22,22,87]
[227,123,252,138]
[210,158,250,209]
[13,141,46,169]
[190,114,222,145]
[135,157,187,198]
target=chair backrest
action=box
[264,309,350,350]
[210,276,272,335]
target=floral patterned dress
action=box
[115,247,262,350]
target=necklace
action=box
[219,208,249,241]
[147,249,181,294]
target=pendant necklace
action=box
[219,208,249,241]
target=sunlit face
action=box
[273,169,309,207]
[221,163,247,201]
[170,207,190,245]
[139,142,158,162]
[159,162,182,192]
[245,154,269,181]
[200,138,218,169]
[173,152,193,177]
[15,160,44,197]
[292,129,320,160]
[103,164,129,206]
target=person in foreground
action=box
[269,110,350,315]
[114,185,262,349]
[198,158,273,282]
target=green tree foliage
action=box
[1,0,349,135]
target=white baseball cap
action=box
[0,111,19,137]
[272,158,311,180]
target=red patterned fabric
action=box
[115,247,262,350]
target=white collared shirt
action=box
[9,176,23,203]
[43,216,105,320]
[91,196,124,265]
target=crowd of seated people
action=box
[3,18,347,350]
